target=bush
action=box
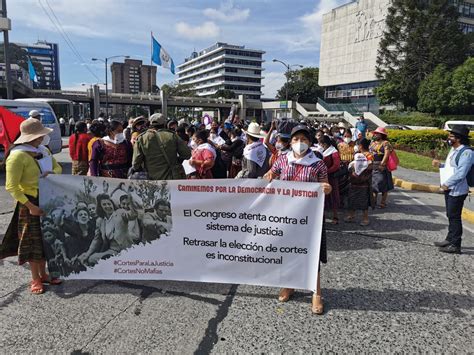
[381,111,474,128]
[387,129,474,157]
[381,112,442,127]
[388,129,448,151]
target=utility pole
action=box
[1,0,13,99]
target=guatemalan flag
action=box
[151,34,175,75]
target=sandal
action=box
[31,279,44,294]
[41,275,62,285]
[378,203,386,209]
[344,216,354,223]
[360,221,370,226]
[330,218,339,225]
[311,294,324,315]
[278,288,294,302]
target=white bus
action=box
[16,98,86,122]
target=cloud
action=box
[204,1,250,22]
[175,21,220,39]
[262,71,287,99]
[284,0,347,52]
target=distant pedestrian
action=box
[433,125,474,254]
[59,117,66,136]
[69,122,91,175]
[68,117,75,135]
[354,115,368,139]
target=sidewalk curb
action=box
[393,176,474,224]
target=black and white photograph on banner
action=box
[40,177,172,277]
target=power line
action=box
[37,0,101,82]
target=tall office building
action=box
[319,0,474,110]
[111,59,157,94]
[177,43,265,100]
[18,40,60,90]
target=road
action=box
[0,142,473,353]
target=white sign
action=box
[39,176,324,291]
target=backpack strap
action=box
[455,146,471,167]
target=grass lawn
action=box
[396,150,439,172]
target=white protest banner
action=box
[39,176,324,291]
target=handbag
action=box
[387,150,399,172]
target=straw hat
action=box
[243,122,265,139]
[14,118,52,144]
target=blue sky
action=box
[8,0,347,97]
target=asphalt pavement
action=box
[0,143,473,353]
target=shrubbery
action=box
[387,129,474,158]
[381,112,474,128]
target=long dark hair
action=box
[106,120,123,136]
[321,135,338,150]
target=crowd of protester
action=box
[2,110,396,314]
[67,113,393,228]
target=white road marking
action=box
[399,190,474,234]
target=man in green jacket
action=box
[132,113,191,180]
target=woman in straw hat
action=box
[369,127,394,208]
[238,122,270,178]
[0,119,62,294]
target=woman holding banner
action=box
[0,119,62,294]
[264,124,332,315]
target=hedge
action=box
[381,112,474,128]
[386,129,474,154]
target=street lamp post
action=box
[272,59,303,115]
[92,55,130,118]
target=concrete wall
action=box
[319,0,391,87]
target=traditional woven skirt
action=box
[72,160,89,175]
[372,162,394,193]
[325,175,340,210]
[0,196,45,265]
[348,184,371,211]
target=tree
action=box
[160,82,196,97]
[276,67,324,103]
[212,89,236,99]
[417,64,453,114]
[449,57,474,114]
[0,42,46,87]
[376,0,467,109]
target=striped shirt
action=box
[271,154,328,182]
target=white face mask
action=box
[292,142,309,155]
[344,137,352,144]
[190,140,198,149]
[354,145,359,153]
[275,143,286,151]
[41,135,51,146]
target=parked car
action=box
[443,120,474,131]
[0,99,62,154]
[385,124,412,130]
